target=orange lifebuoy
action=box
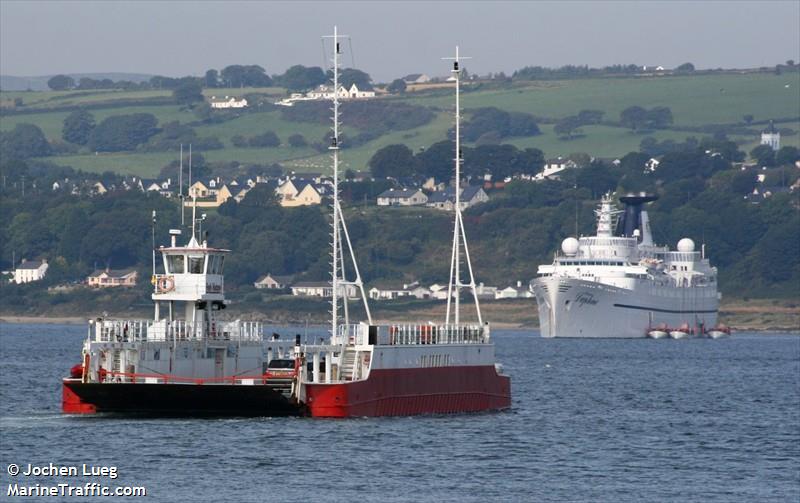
[157,276,175,293]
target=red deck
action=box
[304,365,511,417]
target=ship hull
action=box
[62,380,304,416]
[532,276,718,338]
[304,366,511,418]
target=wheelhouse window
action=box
[188,256,205,274]
[207,255,225,275]
[166,255,184,274]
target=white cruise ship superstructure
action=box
[531,193,720,338]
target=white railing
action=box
[387,324,486,345]
[336,324,368,346]
[92,319,262,343]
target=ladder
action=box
[339,349,358,381]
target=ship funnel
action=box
[615,193,658,241]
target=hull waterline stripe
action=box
[613,303,718,314]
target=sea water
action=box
[0,323,797,502]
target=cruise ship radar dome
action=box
[677,238,695,252]
[561,237,579,256]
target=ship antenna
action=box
[179,144,184,226]
[323,25,373,341]
[189,143,197,241]
[151,210,157,278]
[443,46,482,326]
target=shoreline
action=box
[1,315,797,333]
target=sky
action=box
[1,0,799,82]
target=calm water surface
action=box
[0,323,798,502]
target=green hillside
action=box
[2,72,798,176]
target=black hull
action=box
[63,381,305,417]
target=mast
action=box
[179,144,184,226]
[444,46,482,326]
[324,26,373,340]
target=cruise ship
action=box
[531,193,720,338]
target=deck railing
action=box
[92,319,262,343]
[387,324,487,345]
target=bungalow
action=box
[403,74,431,84]
[305,84,375,100]
[210,96,248,109]
[426,186,489,211]
[12,259,48,284]
[86,268,138,288]
[534,158,578,181]
[254,274,293,290]
[369,281,431,300]
[495,281,533,300]
[291,281,357,298]
[376,188,428,206]
[184,184,233,208]
[188,180,210,198]
[278,180,324,207]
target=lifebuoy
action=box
[157,276,175,293]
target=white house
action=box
[761,121,781,151]
[495,281,533,300]
[210,96,248,109]
[291,281,357,298]
[369,281,431,300]
[254,274,293,290]
[376,188,428,206]
[403,74,431,84]
[277,83,376,105]
[534,158,578,181]
[12,259,48,284]
[426,186,489,211]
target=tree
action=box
[62,109,95,145]
[647,106,673,129]
[47,74,74,90]
[239,183,279,207]
[248,131,280,147]
[620,106,648,131]
[288,133,307,147]
[220,65,272,87]
[554,116,583,139]
[775,146,800,166]
[730,170,757,195]
[577,109,604,124]
[0,124,52,160]
[88,114,159,152]
[231,135,248,147]
[173,80,204,107]
[387,78,407,93]
[750,144,776,167]
[338,68,373,90]
[368,144,415,179]
[193,102,213,122]
[415,140,456,183]
[204,69,219,88]
[743,114,754,125]
[276,65,327,91]
[676,62,695,72]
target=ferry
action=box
[531,193,721,338]
[62,29,510,417]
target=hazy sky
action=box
[2,1,799,81]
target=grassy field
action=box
[0,105,196,139]
[47,146,322,177]
[3,73,798,174]
[402,73,800,126]
[0,87,283,110]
